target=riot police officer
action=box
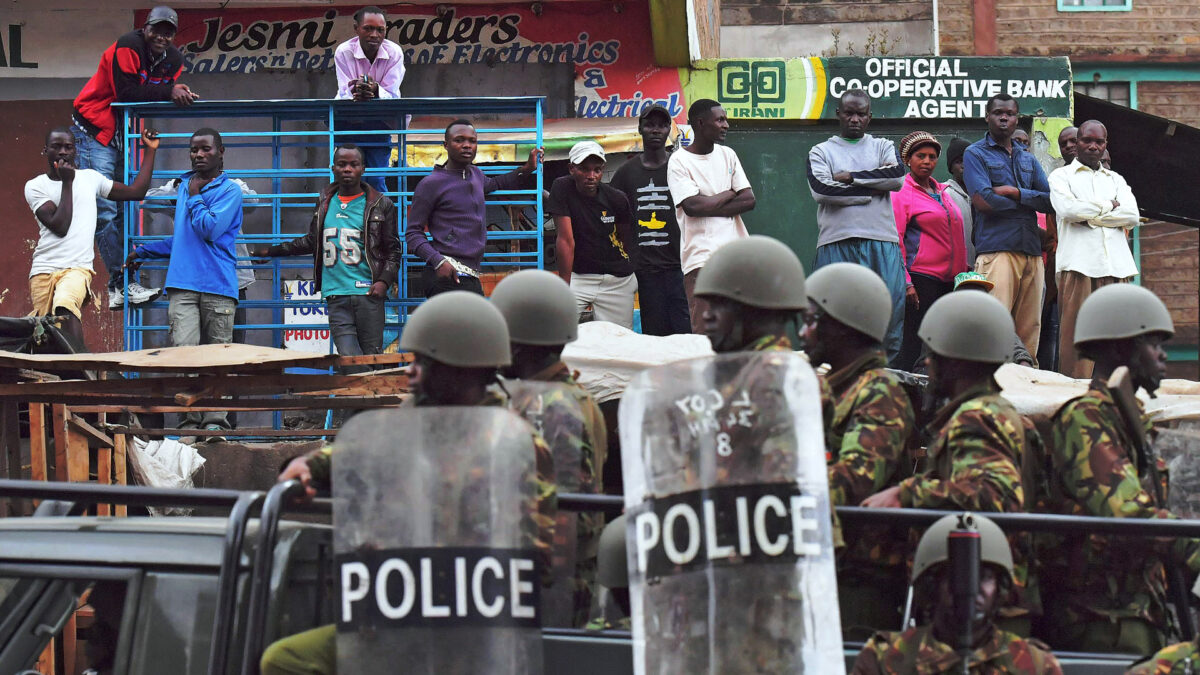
[492,269,608,627]
[804,262,917,639]
[1040,284,1200,654]
[262,291,556,675]
[852,513,1062,674]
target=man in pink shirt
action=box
[334,6,406,192]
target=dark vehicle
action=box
[0,481,1166,674]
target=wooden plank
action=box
[0,343,410,375]
[113,434,127,517]
[67,414,115,449]
[35,395,409,412]
[96,447,112,516]
[0,373,411,399]
[62,613,76,675]
[29,403,48,482]
[65,429,89,483]
[108,427,339,438]
[0,370,19,481]
[52,404,68,482]
[36,640,54,675]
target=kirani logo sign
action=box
[337,547,541,630]
[717,60,786,119]
[630,483,824,581]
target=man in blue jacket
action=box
[126,127,242,437]
[962,94,1053,364]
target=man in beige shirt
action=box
[1048,119,1140,378]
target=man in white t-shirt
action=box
[667,98,756,333]
[24,126,160,350]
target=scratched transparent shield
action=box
[619,351,843,674]
[506,380,594,627]
[333,407,543,673]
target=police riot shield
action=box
[506,380,594,627]
[619,351,844,674]
[333,407,544,674]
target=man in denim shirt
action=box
[963,93,1052,364]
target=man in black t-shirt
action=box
[610,104,690,335]
[550,141,637,328]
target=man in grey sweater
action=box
[806,89,907,365]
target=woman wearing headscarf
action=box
[892,131,968,371]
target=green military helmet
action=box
[399,291,512,367]
[918,290,1014,364]
[490,269,578,346]
[693,235,807,311]
[596,514,628,589]
[1074,283,1174,347]
[912,512,1014,585]
[805,263,892,342]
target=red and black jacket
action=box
[74,29,185,146]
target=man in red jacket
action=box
[73,6,197,310]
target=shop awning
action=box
[1075,94,1200,228]
[402,116,649,167]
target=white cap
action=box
[569,140,605,165]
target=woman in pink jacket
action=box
[893,131,968,371]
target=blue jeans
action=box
[635,268,691,336]
[325,294,385,375]
[814,238,906,367]
[334,118,395,194]
[70,124,124,290]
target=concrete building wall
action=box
[720,0,934,58]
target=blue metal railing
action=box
[116,97,546,353]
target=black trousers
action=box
[635,267,691,336]
[898,272,953,372]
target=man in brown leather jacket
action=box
[253,144,400,372]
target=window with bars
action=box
[1058,0,1133,11]
[1074,81,1131,108]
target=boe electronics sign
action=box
[681,56,1072,121]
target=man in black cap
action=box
[73,6,196,311]
[943,136,975,267]
[610,104,690,335]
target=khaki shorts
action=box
[29,268,94,319]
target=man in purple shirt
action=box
[406,119,541,297]
[333,6,406,193]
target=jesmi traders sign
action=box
[681,56,1072,121]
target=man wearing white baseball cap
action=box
[548,140,637,328]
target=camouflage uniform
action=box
[852,625,1063,674]
[825,349,917,639]
[306,391,558,574]
[746,333,845,552]
[1039,380,1200,654]
[519,360,608,628]
[1128,641,1200,675]
[897,379,1037,624]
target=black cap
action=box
[946,137,971,167]
[638,103,672,122]
[146,6,179,28]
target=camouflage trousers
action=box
[260,624,335,675]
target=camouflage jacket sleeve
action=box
[828,375,915,506]
[1051,399,1200,573]
[899,407,1024,512]
[848,633,889,675]
[305,445,334,491]
[530,433,559,582]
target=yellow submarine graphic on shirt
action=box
[639,211,668,230]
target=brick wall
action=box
[939,0,975,55]
[722,0,931,26]
[939,0,1200,60]
[1139,81,1200,127]
[1137,81,1200,379]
